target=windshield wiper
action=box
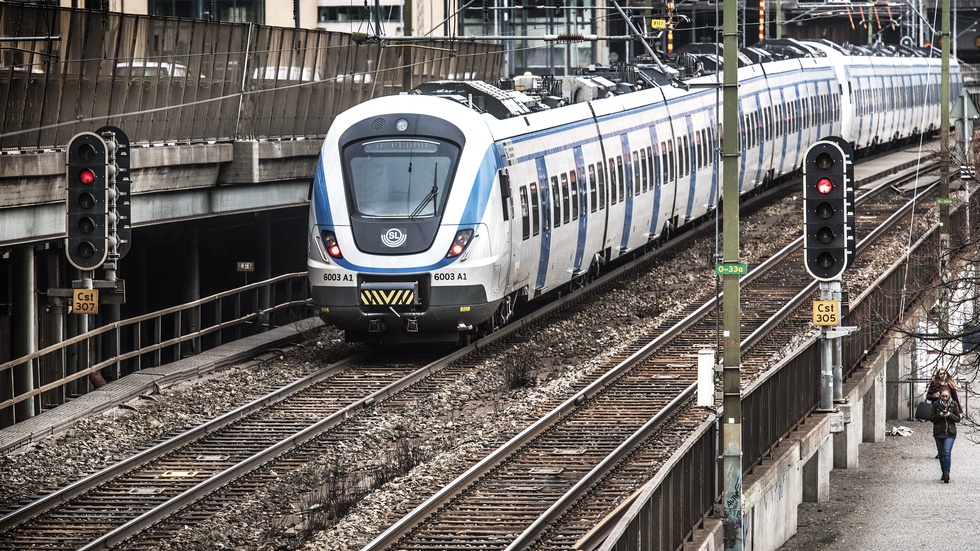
[410,167,439,219]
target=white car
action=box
[115,61,197,78]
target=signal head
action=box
[66,132,109,271]
[803,140,852,281]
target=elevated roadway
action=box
[0,138,319,247]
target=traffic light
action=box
[803,140,852,281]
[66,132,109,270]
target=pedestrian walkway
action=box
[778,417,979,551]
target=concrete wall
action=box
[685,319,919,551]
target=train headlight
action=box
[321,230,343,259]
[446,229,474,258]
[395,118,409,132]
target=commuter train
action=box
[308,39,962,343]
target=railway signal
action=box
[803,140,853,281]
[66,132,109,270]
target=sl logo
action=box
[382,228,407,247]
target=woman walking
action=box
[931,387,961,483]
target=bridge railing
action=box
[0,272,314,428]
[0,3,504,150]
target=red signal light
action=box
[816,178,833,195]
[79,168,97,184]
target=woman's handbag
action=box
[915,400,933,421]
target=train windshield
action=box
[344,138,459,218]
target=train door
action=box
[531,156,553,294]
[507,156,540,297]
[494,165,514,300]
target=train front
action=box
[307,95,505,343]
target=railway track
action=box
[0,154,942,550]
[358,165,942,551]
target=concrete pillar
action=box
[12,245,36,420]
[898,341,915,420]
[863,370,886,443]
[834,399,863,469]
[803,434,832,502]
[183,226,200,355]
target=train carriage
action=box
[308,39,961,343]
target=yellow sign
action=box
[812,300,839,326]
[72,288,99,315]
[651,19,667,29]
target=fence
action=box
[0,3,504,150]
[601,195,979,550]
[0,272,313,427]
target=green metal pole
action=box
[722,0,743,547]
[776,0,782,39]
[940,0,951,355]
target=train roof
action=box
[409,39,945,120]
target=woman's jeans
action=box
[935,436,955,476]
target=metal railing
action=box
[598,196,977,550]
[0,4,504,150]
[0,272,313,427]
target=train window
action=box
[343,138,459,218]
[661,142,669,182]
[519,186,530,240]
[652,144,661,187]
[675,139,682,176]
[589,165,598,213]
[565,171,576,222]
[763,108,769,142]
[597,162,606,209]
[743,114,750,149]
[551,175,561,227]
[638,150,646,194]
[617,156,625,199]
[682,136,690,176]
[529,183,540,236]
[645,146,653,190]
[608,158,617,205]
[667,141,675,181]
[633,151,641,196]
[696,132,703,169]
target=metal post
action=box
[831,280,844,402]
[776,0,782,39]
[721,0,743,546]
[80,274,107,389]
[258,212,272,328]
[819,281,835,410]
[184,226,201,354]
[48,295,66,403]
[940,0,951,361]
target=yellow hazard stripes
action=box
[360,288,415,306]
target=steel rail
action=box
[0,351,372,531]
[366,161,944,551]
